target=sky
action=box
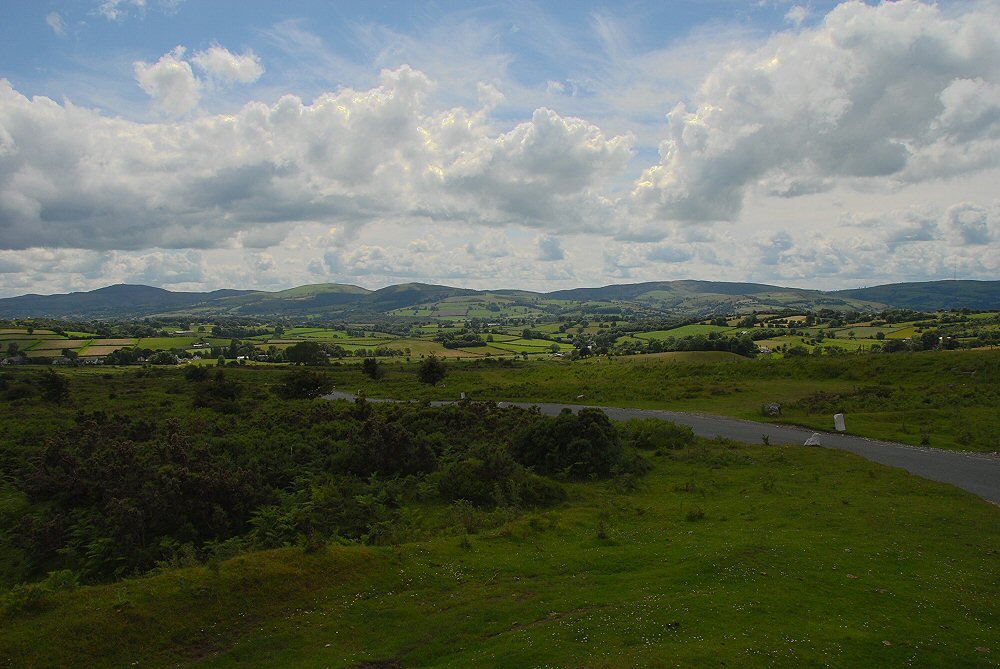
[0,0,998,298]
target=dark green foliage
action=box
[438,330,487,348]
[246,475,399,549]
[183,365,209,382]
[276,369,335,399]
[284,341,328,365]
[619,418,695,451]
[417,355,447,385]
[344,417,437,477]
[362,357,384,380]
[192,370,243,412]
[147,351,178,365]
[0,369,638,588]
[39,369,69,403]
[511,408,625,478]
[437,443,565,508]
[16,415,261,581]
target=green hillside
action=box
[0,279,995,319]
[834,280,1000,311]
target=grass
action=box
[334,350,1000,452]
[81,345,131,356]
[635,324,735,339]
[1,441,995,667]
[30,339,91,351]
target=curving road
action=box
[325,391,1000,504]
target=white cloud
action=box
[118,250,205,285]
[133,46,201,116]
[535,234,565,261]
[946,202,992,245]
[466,231,512,259]
[630,0,1000,227]
[754,231,794,266]
[784,6,809,28]
[192,46,264,86]
[133,44,264,116]
[3,1,1000,297]
[646,243,693,264]
[46,12,67,37]
[0,67,635,252]
[98,0,146,21]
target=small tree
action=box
[40,369,70,403]
[362,357,384,380]
[276,369,335,399]
[285,341,328,365]
[417,355,446,386]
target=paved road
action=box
[325,392,1000,504]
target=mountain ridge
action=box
[0,279,996,319]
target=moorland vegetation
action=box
[1,288,998,666]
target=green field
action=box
[30,339,90,351]
[634,324,735,340]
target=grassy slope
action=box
[1,443,996,668]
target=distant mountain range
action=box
[0,280,996,320]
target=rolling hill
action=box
[0,279,995,319]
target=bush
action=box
[619,419,695,451]
[511,408,623,478]
[438,443,565,508]
[417,355,447,386]
[2,583,47,615]
[276,369,335,399]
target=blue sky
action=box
[0,0,997,297]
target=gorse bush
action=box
[511,408,631,478]
[619,418,695,451]
[1,370,651,586]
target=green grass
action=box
[334,350,1000,452]
[285,328,349,339]
[634,324,735,340]
[30,339,90,351]
[1,442,995,667]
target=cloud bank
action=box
[1,0,998,296]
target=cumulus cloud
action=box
[535,234,565,261]
[119,250,205,285]
[0,67,633,251]
[133,46,201,115]
[755,231,794,266]
[466,231,512,259]
[99,0,147,21]
[46,12,67,37]
[630,0,1000,226]
[191,45,264,86]
[646,243,693,263]
[946,203,992,245]
[439,107,633,231]
[133,44,265,116]
[784,6,809,28]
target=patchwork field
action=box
[81,345,130,357]
[30,339,90,350]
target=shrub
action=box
[438,444,565,508]
[619,418,695,451]
[276,369,334,400]
[511,408,623,478]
